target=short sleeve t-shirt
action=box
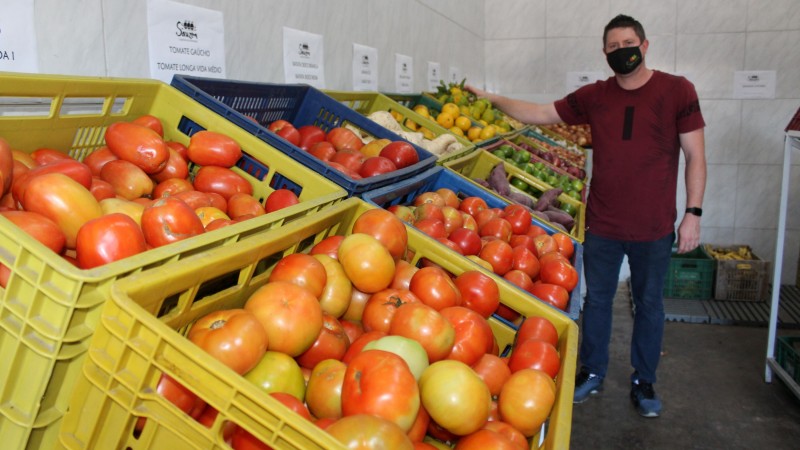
[554,70,705,241]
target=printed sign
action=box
[283,27,326,88]
[395,53,413,93]
[427,61,442,92]
[0,0,38,73]
[147,0,226,83]
[449,66,462,84]
[352,43,377,91]
[733,70,776,99]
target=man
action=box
[467,14,706,418]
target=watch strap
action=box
[685,207,702,217]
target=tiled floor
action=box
[569,282,800,450]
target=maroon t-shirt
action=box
[554,70,705,241]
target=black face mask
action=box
[606,46,643,75]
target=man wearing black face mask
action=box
[467,14,706,418]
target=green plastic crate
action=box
[776,336,800,385]
[663,246,715,300]
[0,72,346,450]
[58,198,578,450]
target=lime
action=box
[524,163,536,175]
[568,190,582,200]
[560,203,577,217]
[510,177,529,191]
[512,150,531,165]
[492,149,507,159]
[571,179,585,191]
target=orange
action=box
[455,116,472,132]
[436,112,455,129]
[442,102,460,118]
[467,126,482,141]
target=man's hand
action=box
[676,213,701,253]
[464,84,489,100]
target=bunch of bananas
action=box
[706,245,753,260]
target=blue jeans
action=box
[579,231,674,384]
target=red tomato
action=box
[552,232,575,259]
[297,125,326,150]
[308,141,337,161]
[503,269,534,293]
[498,369,556,437]
[435,237,463,255]
[454,271,500,319]
[379,141,419,169]
[31,148,71,165]
[517,316,559,348]
[359,156,397,178]
[245,281,323,356]
[12,158,93,203]
[230,426,272,450]
[187,130,243,168]
[494,303,521,322]
[330,149,365,174]
[309,235,344,260]
[341,330,386,364]
[265,188,299,213]
[448,227,482,256]
[419,360,491,436]
[391,260,419,290]
[389,302,455,363]
[529,282,570,311]
[539,258,579,291]
[305,358,347,420]
[509,234,537,253]
[413,192,445,207]
[227,192,265,219]
[83,146,118,176]
[471,353,512,397]
[455,429,518,450]
[188,308,269,375]
[362,288,420,333]
[151,148,190,183]
[482,421,528,450]
[502,204,532,235]
[100,159,155,200]
[89,177,116,202]
[532,233,558,258]
[340,319,363,345]
[326,127,364,152]
[338,233,395,294]
[341,349,420,432]
[21,173,102,248]
[173,190,213,210]
[327,414,414,450]
[193,165,253,200]
[153,177,194,198]
[352,208,408,261]
[76,213,147,269]
[479,217,513,241]
[268,120,301,147]
[0,210,66,254]
[440,306,494,366]
[132,114,164,136]
[205,218,236,231]
[511,245,540,280]
[459,196,488,216]
[409,266,462,311]
[136,374,206,432]
[166,140,189,161]
[270,391,312,420]
[407,405,431,443]
[295,312,350,369]
[508,338,560,378]
[414,217,447,239]
[104,121,168,174]
[478,239,514,275]
[205,191,228,213]
[268,253,327,298]
[140,196,205,247]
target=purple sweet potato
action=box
[507,191,535,209]
[543,207,575,230]
[488,163,510,196]
[534,188,563,212]
[473,177,491,188]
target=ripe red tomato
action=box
[104,121,168,174]
[511,245,540,279]
[308,141,337,161]
[539,258,579,291]
[448,227,482,256]
[532,233,558,258]
[136,374,206,432]
[89,177,116,202]
[482,421,528,450]
[471,353,511,397]
[295,312,350,369]
[502,204,532,235]
[151,148,190,183]
[305,358,347,420]
[379,141,419,169]
[188,308,269,375]
[341,349,420,432]
[440,306,494,366]
[132,114,164,136]
[297,125,326,150]
[21,172,102,249]
[341,330,386,364]
[503,269,534,293]
[409,266,462,311]
[326,127,364,152]
[245,281,323,356]
[173,190,213,210]
[12,158,93,203]
[31,148,71,165]
[270,391,312,420]
[407,404,431,443]
[529,282,570,311]
[552,232,575,259]
[498,369,556,437]
[352,208,408,260]
[100,159,154,200]
[507,338,560,378]
[338,233,395,294]
[76,213,147,269]
[478,239,514,275]
[516,316,559,348]
[391,260,419,290]
[268,253,327,298]
[479,217,513,241]
[309,235,345,260]
[227,192,265,219]
[153,177,194,199]
[207,190,229,212]
[230,426,272,450]
[389,302,455,363]
[330,149,365,174]
[340,318,363,345]
[327,414,414,450]
[268,120,301,147]
[265,188,299,213]
[459,196,488,216]
[453,271,500,319]
[0,210,66,254]
[187,130,243,168]
[509,234,536,253]
[414,217,447,240]
[361,288,420,333]
[413,192,445,207]
[83,146,118,176]
[454,429,518,450]
[0,140,15,194]
[193,165,253,200]
[166,140,190,161]
[359,156,397,178]
[140,197,205,247]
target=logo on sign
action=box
[362,54,370,65]
[299,42,311,58]
[402,62,408,72]
[176,20,198,41]
[579,75,589,82]
[748,74,760,82]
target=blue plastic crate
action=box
[171,75,438,196]
[363,166,584,320]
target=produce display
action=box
[426,80,512,142]
[488,142,586,202]
[542,122,592,148]
[511,133,587,178]
[366,110,467,158]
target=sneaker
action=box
[630,380,662,418]
[573,369,603,404]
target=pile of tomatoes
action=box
[0,114,300,284]
[385,188,579,313]
[167,206,563,449]
[265,119,419,180]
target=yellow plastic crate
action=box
[0,72,346,450]
[324,90,477,164]
[444,149,586,243]
[58,197,577,450]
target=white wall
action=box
[485,0,800,284]
[21,0,800,283]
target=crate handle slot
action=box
[60,97,107,116]
[0,96,53,118]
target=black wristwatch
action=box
[685,207,703,217]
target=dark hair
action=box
[603,14,646,46]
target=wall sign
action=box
[733,70,776,99]
[427,61,441,92]
[0,0,38,73]
[449,66,462,84]
[352,43,377,91]
[283,27,325,88]
[395,53,413,93]
[147,0,226,83]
